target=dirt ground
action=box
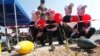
[1,44,100,56]
[24,45,100,56]
[1,34,100,56]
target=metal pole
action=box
[2,0,6,30]
[14,1,19,43]
[2,0,11,52]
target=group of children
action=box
[29,3,96,46]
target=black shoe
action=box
[59,42,64,45]
[41,44,45,46]
[49,42,52,46]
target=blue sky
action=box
[17,0,100,30]
[18,0,100,19]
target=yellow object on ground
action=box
[0,43,1,54]
[15,40,34,55]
